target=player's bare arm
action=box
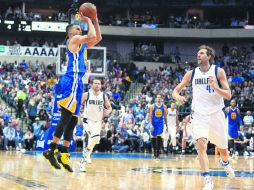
[149,104,154,131]
[81,92,88,105]
[69,17,96,52]
[104,95,112,117]
[172,70,192,104]
[86,5,102,48]
[164,105,168,132]
[77,115,83,126]
[208,68,231,100]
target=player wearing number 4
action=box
[79,78,112,172]
[172,45,235,190]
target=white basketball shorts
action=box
[191,110,228,149]
[83,119,102,137]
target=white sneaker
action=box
[244,151,250,156]
[86,155,92,164]
[202,177,213,190]
[219,158,235,179]
[79,159,87,172]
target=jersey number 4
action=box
[206,85,215,93]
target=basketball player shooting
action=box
[43,2,102,173]
[79,78,112,172]
[172,45,235,190]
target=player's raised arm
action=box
[81,92,88,105]
[172,70,192,104]
[85,4,102,48]
[70,17,97,47]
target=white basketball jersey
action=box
[84,90,104,122]
[167,108,177,127]
[191,65,224,115]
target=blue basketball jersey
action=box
[66,40,87,74]
[227,107,242,139]
[228,107,240,126]
[152,104,165,136]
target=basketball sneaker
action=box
[86,154,92,164]
[43,149,61,170]
[219,158,235,179]
[83,149,92,164]
[79,158,87,172]
[57,153,73,173]
[202,176,213,190]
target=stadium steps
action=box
[124,82,144,104]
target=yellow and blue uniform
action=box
[228,107,242,139]
[55,40,87,116]
[151,104,165,137]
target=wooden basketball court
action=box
[0,151,253,190]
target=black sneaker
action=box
[43,149,61,170]
[57,153,73,173]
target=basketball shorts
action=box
[151,123,164,137]
[54,72,84,116]
[191,110,228,149]
[83,119,102,137]
[228,124,239,139]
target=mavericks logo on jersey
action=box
[89,100,103,105]
[195,78,209,85]
[155,109,163,117]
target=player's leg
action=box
[209,110,235,179]
[84,121,101,163]
[80,121,101,172]
[157,136,163,157]
[182,136,187,155]
[192,112,213,190]
[170,126,177,151]
[163,126,169,154]
[151,137,157,158]
[43,107,73,170]
[57,115,78,173]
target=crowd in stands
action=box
[3,39,58,47]
[0,44,254,157]
[0,5,249,29]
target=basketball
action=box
[79,3,97,20]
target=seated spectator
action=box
[106,124,116,152]
[32,117,43,140]
[139,125,151,153]
[243,111,253,129]
[97,122,108,152]
[108,110,120,128]
[126,123,141,152]
[24,130,34,151]
[3,121,18,150]
[15,126,24,149]
[234,126,253,156]
[112,127,129,153]
[38,104,49,121]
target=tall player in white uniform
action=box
[79,78,112,172]
[164,102,179,153]
[172,45,235,190]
